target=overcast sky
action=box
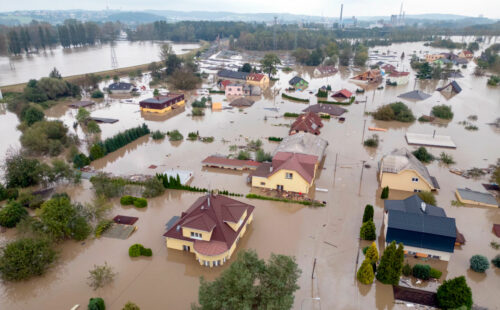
[1,0,499,19]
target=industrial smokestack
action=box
[339,4,344,29]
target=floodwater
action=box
[0,39,500,310]
[0,40,200,86]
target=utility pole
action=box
[361,119,367,144]
[358,160,366,196]
[333,153,338,187]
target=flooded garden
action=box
[0,38,499,309]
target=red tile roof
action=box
[202,156,261,168]
[247,73,266,82]
[270,152,318,183]
[290,112,323,135]
[332,89,353,98]
[389,71,410,77]
[220,80,232,88]
[163,195,255,256]
[382,64,396,72]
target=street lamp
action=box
[301,297,321,310]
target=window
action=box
[412,177,419,182]
[413,189,421,193]
[182,245,190,251]
[190,232,202,239]
[260,182,266,186]
[285,172,293,179]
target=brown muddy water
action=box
[0,40,500,309]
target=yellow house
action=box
[251,152,319,194]
[163,194,255,267]
[246,73,269,88]
[139,94,185,113]
[425,54,445,63]
[379,148,440,192]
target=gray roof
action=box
[217,70,249,80]
[385,195,446,217]
[380,148,437,189]
[303,104,347,116]
[108,82,133,91]
[398,90,431,101]
[457,188,498,206]
[273,132,328,160]
[437,81,462,94]
[230,98,255,107]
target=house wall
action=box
[383,213,452,261]
[380,169,433,192]
[110,89,131,94]
[455,190,498,208]
[251,168,314,194]
[140,100,185,113]
[182,227,213,241]
[166,237,194,252]
[247,75,269,87]
[225,86,243,96]
[391,75,409,85]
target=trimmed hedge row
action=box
[120,196,148,208]
[245,193,324,207]
[129,244,153,257]
[281,93,309,102]
[318,96,356,105]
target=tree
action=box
[381,186,389,199]
[91,90,104,98]
[240,63,252,72]
[362,204,374,223]
[20,120,70,156]
[470,255,489,273]
[0,238,56,281]
[123,302,140,310]
[76,107,91,123]
[88,297,105,310]
[354,44,368,66]
[339,46,352,66]
[360,220,376,240]
[431,105,454,120]
[412,147,434,163]
[365,242,379,263]
[86,120,101,134]
[165,54,182,76]
[169,69,201,90]
[357,259,375,284]
[194,250,300,310]
[153,88,160,96]
[412,264,431,280]
[492,255,500,268]
[88,262,116,290]
[159,43,173,61]
[418,191,436,206]
[402,263,412,276]
[21,105,45,126]
[142,177,165,198]
[417,62,433,79]
[3,153,43,188]
[260,53,281,77]
[376,241,403,285]
[0,201,28,228]
[49,67,62,79]
[436,276,473,310]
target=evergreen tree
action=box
[376,241,404,285]
[357,259,375,284]
[360,220,376,240]
[436,276,473,310]
[365,242,379,264]
[362,204,374,223]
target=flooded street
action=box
[0,39,499,309]
[0,41,200,86]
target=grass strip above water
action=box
[281,93,310,102]
[246,194,324,207]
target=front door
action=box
[183,245,190,251]
[276,185,284,191]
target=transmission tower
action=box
[110,42,118,70]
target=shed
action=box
[437,81,462,94]
[230,98,255,107]
[331,89,353,99]
[289,76,309,88]
[398,90,431,101]
[455,188,498,208]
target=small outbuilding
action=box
[230,98,255,107]
[108,82,134,94]
[331,89,353,99]
[289,76,309,89]
[398,90,431,101]
[437,81,462,94]
[455,188,498,208]
[303,103,347,117]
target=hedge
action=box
[120,195,135,205]
[283,112,299,118]
[281,93,309,102]
[129,244,153,258]
[208,90,225,94]
[412,264,431,280]
[245,193,324,207]
[156,174,242,196]
[318,96,355,105]
[133,198,147,208]
[268,137,283,142]
[120,195,147,208]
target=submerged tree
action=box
[260,53,281,77]
[87,262,116,290]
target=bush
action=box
[365,242,378,263]
[91,90,104,99]
[256,149,272,162]
[362,204,374,223]
[0,238,56,281]
[237,150,251,160]
[431,105,454,120]
[88,262,116,291]
[284,112,299,118]
[436,276,473,310]
[268,137,283,142]
[412,147,434,163]
[470,255,489,273]
[142,178,165,198]
[20,105,45,126]
[418,191,436,206]
[192,108,205,116]
[439,152,455,165]
[430,268,442,279]
[167,130,183,141]
[73,153,91,168]
[357,259,375,284]
[412,264,431,280]
[123,302,140,310]
[129,244,143,257]
[373,102,415,122]
[141,248,153,257]
[188,132,199,141]
[492,255,500,268]
[360,220,376,240]
[381,186,389,199]
[151,130,166,140]
[0,201,28,228]
[95,219,114,238]
[402,263,412,276]
[88,297,106,310]
[120,195,134,205]
[20,120,69,156]
[133,198,148,208]
[363,135,379,147]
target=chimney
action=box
[176,225,181,231]
[420,202,426,213]
[269,166,273,172]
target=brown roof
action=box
[493,224,500,238]
[163,195,255,256]
[290,112,323,135]
[389,71,410,77]
[332,89,353,98]
[270,152,318,183]
[202,156,261,168]
[247,73,266,82]
[303,103,347,116]
[352,69,382,81]
[382,64,396,72]
[113,215,138,225]
[250,162,273,178]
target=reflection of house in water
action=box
[163,194,254,267]
[350,69,382,84]
[139,94,185,114]
[384,195,457,261]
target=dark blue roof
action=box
[217,70,249,80]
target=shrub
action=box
[237,150,251,160]
[151,130,166,140]
[283,112,299,118]
[256,149,272,162]
[412,264,431,280]
[365,242,379,263]
[362,204,374,223]
[120,195,135,205]
[0,201,28,228]
[470,255,489,273]
[268,137,283,142]
[21,105,45,126]
[0,238,56,281]
[123,302,140,310]
[402,263,412,276]
[88,262,116,290]
[73,153,91,168]
[360,220,376,240]
[20,120,69,156]
[376,241,404,285]
[88,297,105,310]
[418,191,436,206]
[141,248,153,257]
[363,135,379,147]
[412,147,434,163]
[357,259,375,284]
[192,108,205,116]
[492,255,500,268]
[142,178,165,198]
[188,132,199,141]
[91,90,104,98]
[95,219,114,237]
[362,246,370,254]
[381,186,389,199]
[431,104,454,120]
[439,152,455,165]
[436,276,473,310]
[373,102,415,122]
[133,198,148,208]
[430,268,442,279]
[129,244,143,257]
[167,130,183,141]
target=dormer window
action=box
[190,232,202,239]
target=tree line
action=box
[0,19,121,55]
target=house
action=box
[331,89,353,99]
[313,65,338,77]
[272,132,328,160]
[289,112,323,136]
[217,70,249,82]
[379,148,440,192]
[383,195,457,261]
[437,81,462,94]
[202,156,260,170]
[303,103,347,117]
[225,84,244,97]
[458,50,474,60]
[243,84,261,96]
[386,71,410,85]
[453,58,468,65]
[350,69,382,84]
[230,98,255,107]
[455,188,498,208]
[108,82,134,94]
[251,152,319,194]
[246,73,269,88]
[139,94,185,113]
[163,194,255,267]
[398,90,431,101]
[425,54,445,63]
[381,64,397,74]
[219,80,232,90]
[289,76,309,89]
